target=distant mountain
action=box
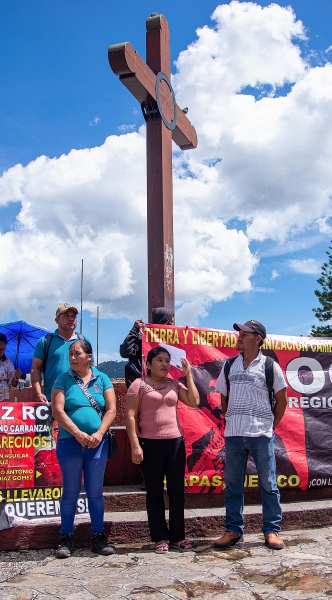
[98,360,127,379]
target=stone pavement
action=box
[1,526,332,599]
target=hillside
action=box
[98,360,127,379]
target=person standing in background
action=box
[120,308,174,389]
[0,333,21,401]
[31,303,91,402]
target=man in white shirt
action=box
[214,320,287,550]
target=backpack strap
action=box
[43,333,53,372]
[264,356,275,410]
[43,332,85,372]
[224,355,240,403]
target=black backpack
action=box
[42,332,85,372]
[223,354,275,410]
[124,360,142,389]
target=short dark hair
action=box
[0,333,8,344]
[70,339,93,355]
[146,346,171,375]
[257,335,264,348]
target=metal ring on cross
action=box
[155,72,177,131]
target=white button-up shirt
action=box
[215,351,287,438]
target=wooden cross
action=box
[108,13,197,321]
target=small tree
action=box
[311,244,332,337]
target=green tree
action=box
[311,244,332,337]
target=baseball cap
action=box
[233,320,266,340]
[55,303,78,318]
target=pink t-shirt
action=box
[127,377,184,439]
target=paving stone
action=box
[2,528,332,599]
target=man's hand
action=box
[35,392,48,403]
[134,319,144,330]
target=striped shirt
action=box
[215,352,287,438]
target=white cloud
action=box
[288,259,321,275]
[1,1,332,326]
[174,1,332,243]
[118,124,136,132]
[271,270,280,280]
[89,116,101,126]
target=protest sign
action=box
[143,325,332,493]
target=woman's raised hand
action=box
[180,357,192,377]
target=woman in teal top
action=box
[51,339,116,559]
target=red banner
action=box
[0,402,88,529]
[142,325,332,493]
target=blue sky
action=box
[1,1,332,361]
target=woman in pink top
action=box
[125,346,199,554]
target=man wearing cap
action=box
[214,320,287,551]
[31,304,88,403]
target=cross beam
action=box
[108,14,197,320]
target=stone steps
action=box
[1,488,332,551]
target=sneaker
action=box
[92,532,114,555]
[55,534,73,559]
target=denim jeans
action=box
[224,435,282,536]
[56,435,108,535]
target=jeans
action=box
[140,437,186,543]
[56,435,108,535]
[224,435,282,536]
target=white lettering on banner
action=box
[0,407,14,421]
[288,396,332,408]
[9,424,48,433]
[309,478,332,487]
[35,406,49,420]
[4,497,89,519]
[286,358,325,394]
[22,406,35,421]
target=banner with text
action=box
[142,325,332,493]
[0,402,88,529]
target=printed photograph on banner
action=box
[159,343,186,369]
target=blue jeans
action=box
[56,436,108,535]
[224,435,282,536]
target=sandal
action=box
[169,540,193,552]
[154,541,169,554]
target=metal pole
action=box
[96,305,99,368]
[80,259,83,334]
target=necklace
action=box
[145,379,169,390]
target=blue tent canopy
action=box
[0,321,49,375]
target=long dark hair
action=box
[146,346,171,375]
[0,333,7,362]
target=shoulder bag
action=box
[71,372,119,460]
